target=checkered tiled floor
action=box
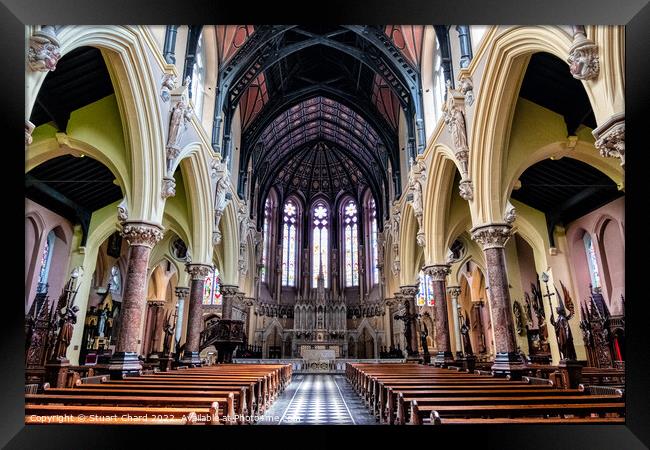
[257,374,377,425]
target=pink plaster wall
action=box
[565,197,624,315]
[25,198,74,313]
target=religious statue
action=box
[165,79,194,173]
[459,309,473,355]
[394,300,419,356]
[97,305,109,337]
[444,81,469,152]
[162,314,176,356]
[160,73,177,102]
[52,305,79,361]
[550,304,577,361]
[420,322,430,360]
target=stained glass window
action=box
[417,270,435,306]
[282,200,298,286]
[433,36,445,122]
[202,267,222,305]
[583,233,601,288]
[37,231,55,291]
[312,202,329,287]
[261,198,271,283]
[369,198,379,285]
[344,200,359,287]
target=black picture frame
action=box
[8,0,649,448]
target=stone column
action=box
[221,285,240,320]
[400,285,420,358]
[109,222,164,379]
[447,286,463,357]
[174,287,190,347]
[425,265,454,366]
[181,264,212,366]
[470,223,524,377]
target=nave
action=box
[258,374,376,425]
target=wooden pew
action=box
[411,401,625,425]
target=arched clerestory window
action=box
[191,31,206,119]
[282,200,298,286]
[312,201,329,288]
[368,197,379,286]
[261,198,272,283]
[343,200,359,287]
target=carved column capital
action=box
[423,264,451,281]
[400,285,419,298]
[174,286,190,299]
[220,284,241,298]
[593,113,625,168]
[459,178,474,201]
[185,264,212,281]
[447,285,461,299]
[470,223,512,250]
[161,176,176,199]
[120,222,164,248]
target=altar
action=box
[300,348,337,372]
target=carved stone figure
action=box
[28,26,61,72]
[459,310,473,355]
[458,179,474,201]
[25,121,35,145]
[593,115,625,168]
[458,76,474,106]
[161,73,177,102]
[444,82,469,152]
[117,198,129,223]
[166,79,194,173]
[407,158,427,247]
[161,176,176,199]
[504,202,516,224]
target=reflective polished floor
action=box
[257,374,377,425]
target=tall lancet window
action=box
[417,270,435,306]
[261,198,271,283]
[312,202,329,288]
[344,200,359,287]
[583,233,601,289]
[191,32,206,119]
[282,200,298,286]
[369,198,379,285]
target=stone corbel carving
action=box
[28,26,61,72]
[458,75,474,106]
[567,26,599,81]
[593,113,625,168]
[161,73,177,102]
[407,157,427,247]
[443,81,474,202]
[117,198,129,223]
[504,201,516,225]
[163,77,193,198]
[25,120,35,145]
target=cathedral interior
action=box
[23,24,627,426]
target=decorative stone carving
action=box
[407,158,427,247]
[470,224,512,250]
[117,198,129,223]
[239,242,248,275]
[458,76,474,106]
[593,113,625,168]
[211,157,231,245]
[25,120,35,145]
[28,26,61,72]
[458,179,474,201]
[120,222,164,248]
[165,77,193,175]
[443,81,469,155]
[174,286,190,299]
[424,265,451,282]
[161,176,176,199]
[447,286,461,299]
[185,263,212,281]
[504,201,516,225]
[567,26,599,81]
[160,73,177,102]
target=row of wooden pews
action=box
[346,363,625,425]
[26,364,291,425]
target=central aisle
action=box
[257,374,377,425]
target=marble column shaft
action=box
[184,264,212,353]
[471,224,522,375]
[447,286,463,354]
[115,222,164,354]
[427,265,452,355]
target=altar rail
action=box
[232,359,406,373]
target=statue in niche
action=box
[444,82,469,151]
[97,305,109,338]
